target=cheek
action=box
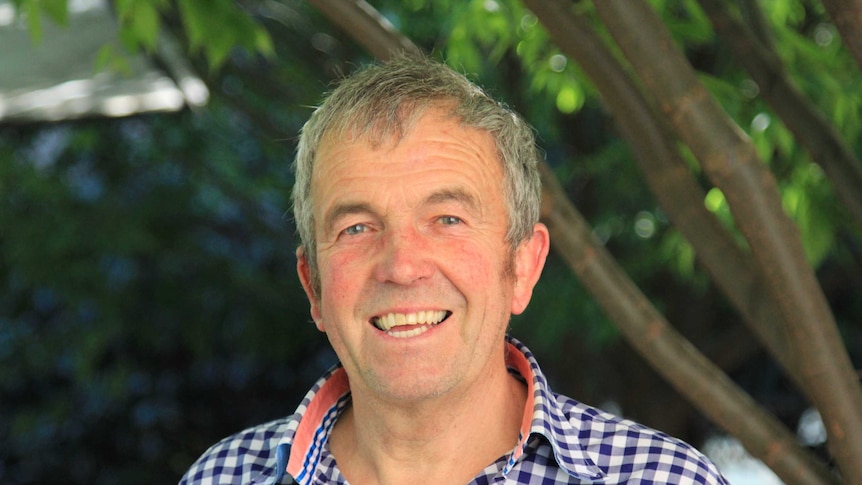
[318,253,362,316]
[445,239,508,285]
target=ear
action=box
[511,223,550,315]
[297,246,325,332]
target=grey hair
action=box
[292,54,542,293]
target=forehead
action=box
[311,109,504,200]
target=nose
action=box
[373,225,435,285]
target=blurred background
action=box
[1,0,860,483]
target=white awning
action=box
[0,0,208,122]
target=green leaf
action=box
[783,164,836,267]
[178,0,207,51]
[254,28,275,59]
[42,0,68,25]
[119,23,141,52]
[94,44,133,76]
[115,0,135,19]
[130,1,161,51]
[205,33,235,71]
[175,0,274,70]
[26,0,42,43]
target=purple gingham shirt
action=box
[180,336,729,484]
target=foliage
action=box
[13,0,273,69]
[10,0,68,42]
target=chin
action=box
[365,369,459,403]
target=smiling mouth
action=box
[371,310,451,338]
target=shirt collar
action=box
[283,364,350,484]
[279,336,606,483]
[505,336,606,481]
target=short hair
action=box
[292,53,542,292]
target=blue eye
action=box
[439,216,462,225]
[343,224,367,236]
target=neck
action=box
[329,362,527,485]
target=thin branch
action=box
[593,0,862,478]
[699,0,862,231]
[304,0,421,60]
[737,0,776,53]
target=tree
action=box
[304,1,862,482]
[3,0,861,483]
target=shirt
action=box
[180,336,729,484]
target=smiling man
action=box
[181,55,729,485]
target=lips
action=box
[371,310,451,338]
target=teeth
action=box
[373,310,448,332]
[389,325,430,339]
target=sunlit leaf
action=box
[555,84,583,114]
[704,187,726,213]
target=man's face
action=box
[297,107,547,404]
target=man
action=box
[181,55,729,484]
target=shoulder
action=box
[552,394,729,484]
[179,416,296,485]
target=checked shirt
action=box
[180,336,729,484]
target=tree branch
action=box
[593,0,862,478]
[538,161,836,485]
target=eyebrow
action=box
[425,188,479,213]
[323,202,375,236]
